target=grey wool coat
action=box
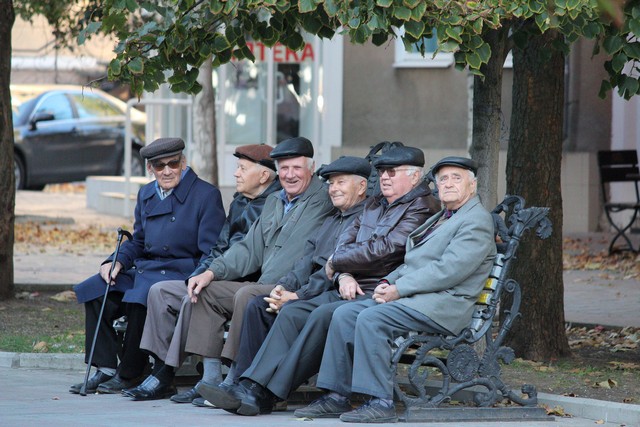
[385,195,496,335]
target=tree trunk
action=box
[0,0,15,301]
[469,27,509,208]
[505,25,570,360]
[192,57,218,185]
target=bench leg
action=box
[604,208,639,254]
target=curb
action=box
[2,351,639,425]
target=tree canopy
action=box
[77,0,640,101]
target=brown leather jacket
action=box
[331,180,440,291]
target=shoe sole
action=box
[340,415,398,423]
[195,383,241,410]
[293,411,344,419]
[129,388,177,401]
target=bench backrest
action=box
[597,150,640,203]
[463,195,551,343]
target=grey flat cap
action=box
[372,146,425,168]
[319,156,372,180]
[431,156,478,175]
[270,136,314,159]
[140,138,185,161]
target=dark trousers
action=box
[242,290,370,400]
[234,295,277,375]
[84,293,149,379]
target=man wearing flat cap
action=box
[142,136,333,402]
[196,156,371,395]
[71,137,226,396]
[293,156,497,423]
[114,144,281,400]
[199,145,441,416]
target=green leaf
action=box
[403,0,421,8]
[393,6,412,21]
[209,0,225,14]
[566,0,580,10]
[299,0,319,13]
[477,42,491,64]
[109,58,122,76]
[125,0,138,12]
[445,26,463,43]
[213,34,231,52]
[603,35,624,54]
[376,0,393,7]
[404,20,425,38]
[466,51,482,69]
[127,57,144,75]
[611,52,628,73]
[439,40,459,52]
[372,32,389,46]
[624,42,640,60]
[630,18,640,36]
[324,0,340,17]
[411,2,427,20]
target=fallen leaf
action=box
[50,290,76,302]
[593,378,618,389]
[32,341,48,352]
[595,420,605,424]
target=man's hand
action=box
[324,255,335,279]
[187,270,215,303]
[99,261,123,286]
[264,285,299,313]
[338,274,364,300]
[373,281,400,304]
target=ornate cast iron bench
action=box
[391,195,552,422]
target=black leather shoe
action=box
[96,374,143,394]
[69,371,113,394]
[197,380,273,416]
[122,375,176,401]
[170,387,200,403]
[195,382,240,410]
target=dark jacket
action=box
[277,200,366,300]
[331,180,440,291]
[74,168,225,306]
[190,178,281,278]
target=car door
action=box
[21,92,86,183]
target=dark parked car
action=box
[12,84,147,190]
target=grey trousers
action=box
[184,280,275,361]
[242,290,370,400]
[315,299,450,400]
[139,280,192,368]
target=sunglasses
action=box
[376,167,412,178]
[151,158,182,172]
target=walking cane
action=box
[80,227,133,396]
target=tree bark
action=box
[470,27,509,208]
[0,0,15,301]
[505,25,570,360]
[192,57,218,185]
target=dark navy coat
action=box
[74,168,225,306]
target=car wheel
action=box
[14,155,26,190]
[120,148,145,177]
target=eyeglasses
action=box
[151,158,182,172]
[376,167,413,178]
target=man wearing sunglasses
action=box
[70,137,226,396]
[199,145,441,416]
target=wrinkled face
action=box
[436,165,476,210]
[327,174,366,212]
[148,154,186,191]
[234,158,266,198]
[377,165,420,204]
[277,156,314,200]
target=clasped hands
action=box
[264,285,298,313]
[99,261,123,286]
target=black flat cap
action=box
[234,144,276,171]
[140,137,185,161]
[270,136,314,159]
[319,156,372,180]
[372,145,424,168]
[431,156,478,175]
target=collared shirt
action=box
[279,188,302,215]
[155,167,189,200]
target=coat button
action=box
[163,245,169,251]
[138,269,144,274]
[160,270,166,275]
[171,216,176,222]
